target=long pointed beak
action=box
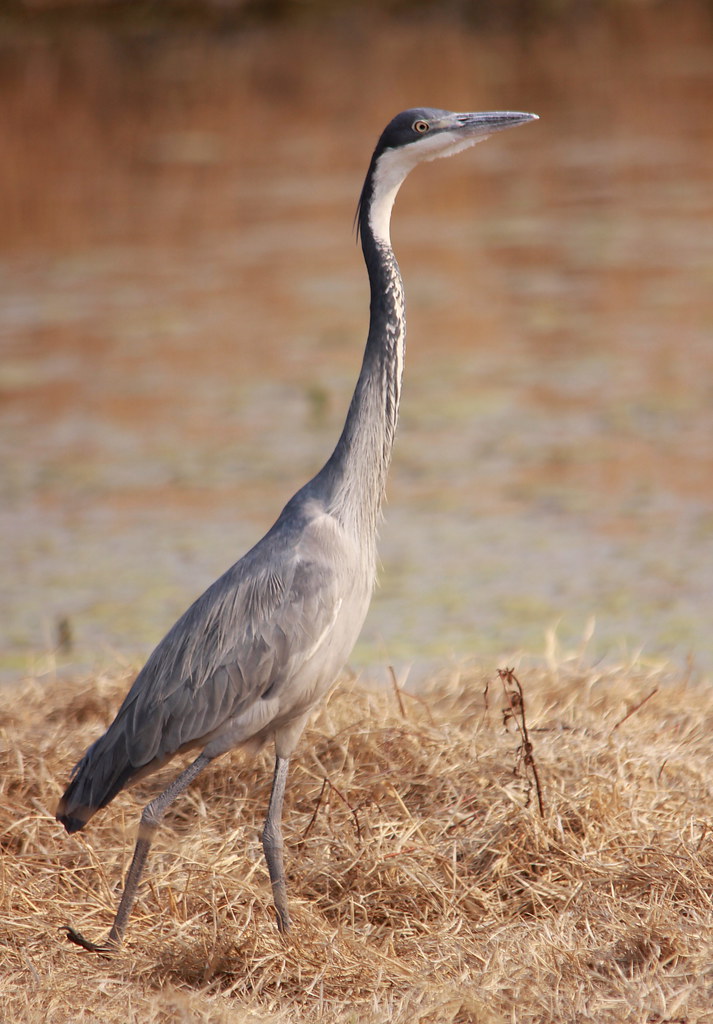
[446,110,539,138]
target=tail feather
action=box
[56,734,139,834]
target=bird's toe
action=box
[62,925,118,955]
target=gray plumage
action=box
[57,107,537,952]
[61,497,370,819]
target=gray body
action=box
[57,107,537,951]
[70,487,375,798]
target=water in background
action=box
[1,7,712,681]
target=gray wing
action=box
[115,509,347,766]
[72,498,353,800]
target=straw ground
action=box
[2,652,713,1023]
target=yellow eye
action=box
[412,120,430,134]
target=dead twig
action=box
[299,777,362,844]
[610,687,659,734]
[388,665,407,720]
[299,777,329,844]
[497,668,545,819]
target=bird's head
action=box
[360,107,538,244]
[375,107,538,164]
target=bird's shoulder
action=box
[218,493,358,653]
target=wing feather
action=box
[57,496,366,827]
[104,506,347,768]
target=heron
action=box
[57,107,537,952]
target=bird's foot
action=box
[62,925,118,955]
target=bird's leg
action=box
[262,755,291,933]
[64,751,213,954]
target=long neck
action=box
[319,161,406,547]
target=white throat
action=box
[367,132,484,245]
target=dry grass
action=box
[2,655,713,1023]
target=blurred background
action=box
[1,0,712,684]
